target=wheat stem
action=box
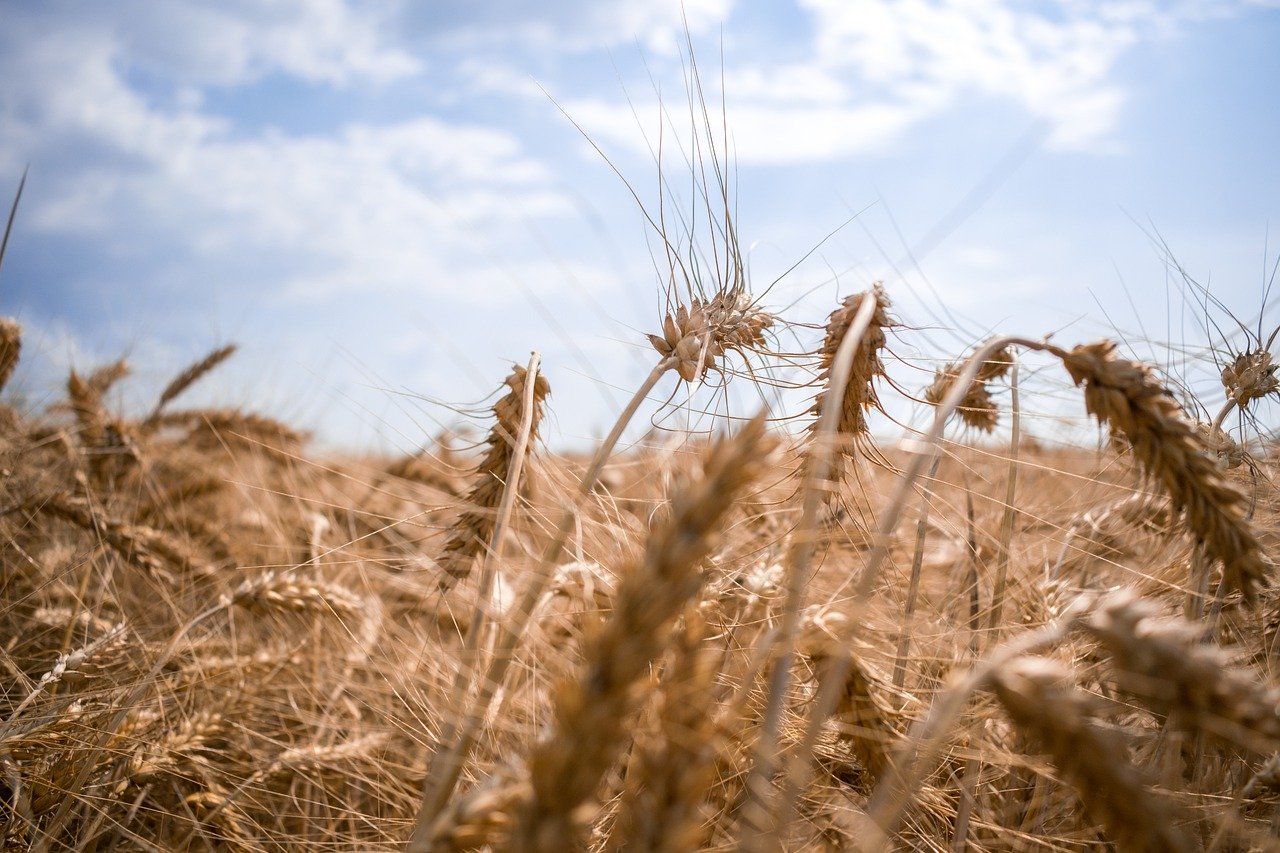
[737,289,879,849]
[410,356,678,847]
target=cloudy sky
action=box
[1,0,1277,451]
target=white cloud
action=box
[0,11,575,307]
[531,0,1247,165]
[109,0,421,86]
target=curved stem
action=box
[776,336,1052,832]
[891,454,942,688]
[737,291,880,849]
[863,603,1089,849]
[989,353,1020,635]
[411,357,676,849]
[1210,397,1238,437]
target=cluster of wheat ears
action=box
[4,120,1280,852]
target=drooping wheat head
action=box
[808,283,894,463]
[1057,340,1269,604]
[990,655,1195,852]
[924,344,1013,433]
[1082,591,1280,749]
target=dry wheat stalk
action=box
[510,413,775,852]
[1058,340,1269,604]
[437,363,549,593]
[991,656,1194,852]
[808,283,893,461]
[1082,591,1280,749]
[149,343,238,419]
[0,317,21,395]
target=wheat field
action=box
[3,104,1280,850]
[2,268,1279,852]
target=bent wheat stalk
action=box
[410,355,677,845]
[779,334,1039,835]
[991,657,1194,852]
[737,289,880,848]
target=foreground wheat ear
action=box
[436,363,550,594]
[991,656,1196,852]
[1057,340,1270,604]
[427,414,777,852]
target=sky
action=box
[1,0,1278,453]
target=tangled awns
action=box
[2,285,1280,853]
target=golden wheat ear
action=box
[435,363,550,594]
[0,317,21,395]
[991,656,1195,852]
[508,413,776,852]
[809,283,894,466]
[1057,340,1270,605]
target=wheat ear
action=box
[607,612,722,852]
[808,283,893,465]
[437,362,549,593]
[0,318,21,395]
[924,344,1013,432]
[1082,591,1280,749]
[992,656,1195,853]
[510,413,775,852]
[147,343,237,419]
[410,356,678,844]
[1058,340,1268,604]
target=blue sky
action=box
[1,0,1277,451]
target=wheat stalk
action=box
[509,413,775,852]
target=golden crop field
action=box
[2,110,1278,852]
